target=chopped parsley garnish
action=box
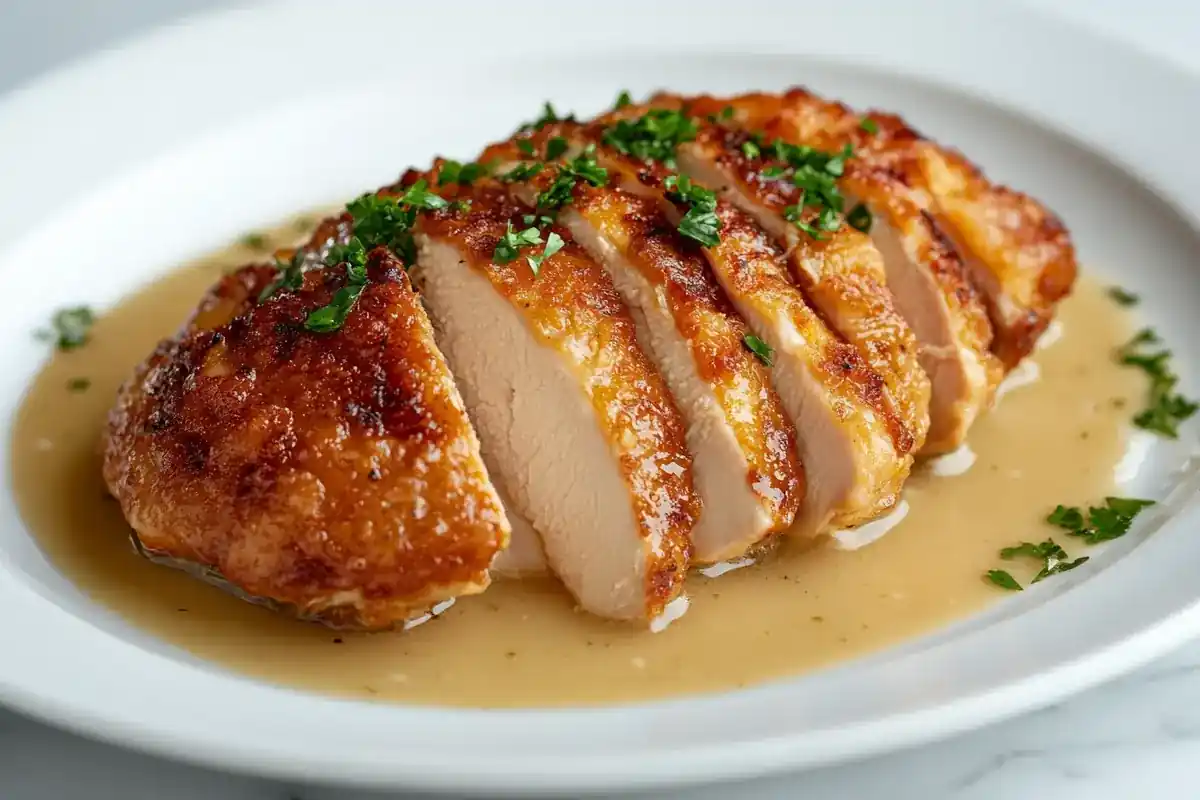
[498,162,545,183]
[742,334,774,367]
[522,213,555,228]
[846,203,873,233]
[719,105,735,120]
[859,118,879,135]
[1107,286,1140,306]
[304,238,368,333]
[740,139,761,160]
[761,141,853,239]
[1047,496,1155,544]
[987,496,1156,590]
[257,251,306,303]
[544,136,569,161]
[517,139,536,156]
[665,174,722,247]
[614,90,633,109]
[985,570,1022,591]
[438,160,489,186]
[38,307,95,350]
[601,109,699,169]
[526,232,565,276]
[240,231,268,250]
[287,182,447,332]
[493,222,544,265]
[66,377,91,393]
[522,101,574,132]
[533,144,608,212]
[1116,327,1198,437]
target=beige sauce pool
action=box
[11,218,1141,707]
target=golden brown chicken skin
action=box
[102,227,510,630]
[727,87,1076,368]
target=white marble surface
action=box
[3,1,1200,798]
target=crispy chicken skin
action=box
[717,87,1075,369]
[567,128,911,531]
[407,173,697,620]
[677,92,1003,452]
[669,113,931,455]
[482,128,803,562]
[102,226,510,630]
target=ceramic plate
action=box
[1,1,1199,794]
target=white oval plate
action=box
[2,1,1199,795]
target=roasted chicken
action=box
[103,86,1076,628]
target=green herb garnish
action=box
[493,222,544,265]
[240,231,268,250]
[847,203,872,233]
[304,238,369,333]
[66,377,91,393]
[1047,496,1156,544]
[498,162,545,183]
[761,141,853,239]
[257,251,306,303]
[859,118,879,135]
[438,160,489,186]
[614,90,633,109]
[665,174,722,247]
[526,232,565,276]
[522,101,574,132]
[1116,327,1198,437]
[742,334,774,367]
[38,307,95,350]
[1106,286,1139,306]
[544,136,569,161]
[517,139,536,157]
[533,144,608,213]
[601,109,699,169]
[998,538,1089,584]
[740,139,761,160]
[985,570,1022,591]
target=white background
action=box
[2,2,1200,798]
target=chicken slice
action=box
[102,225,510,630]
[404,174,697,622]
[585,139,911,532]
[747,87,1076,368]
[675,92,1002,453]
[480,132,802,562]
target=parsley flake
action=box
[258,252,306,303]
[526,231,565,276]
[534,144,608,213]
[1047,496,1155,544]
[602,109,699,169]
[665,174,722,247]
[544,136,569,161]
[614,90,633,109]
[847,203,873,233]
[66,377,91,393]
[439,160,489,186]
[498,162,545,183]
[1107,286,1139,306]
[1116,327,1198,437]
[997,538,1089,585]
[742,334,774,367]
[985,570,1022,591]
[493,222,543,265]
[522,101,575,132]
[304,238,369,333]
[38,307,95,351]
[859,118,879,135]
[240,231,268,250]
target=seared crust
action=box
[482,128,803,553]
[410,174,697,617]
[681,92,1002,451]
[676,115,929,455]
[753,87,1076,368]
[102,234,510,630]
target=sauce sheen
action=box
[11,217,1140,707]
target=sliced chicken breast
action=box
[586,141,911,532]
[103,229,510,630]
[752,87,1076,368]
[676,92,1002,453]
[404,174,697,622]
[665,116,930,456]
[481,131,803,562]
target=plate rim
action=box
[2,0,1200,793]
